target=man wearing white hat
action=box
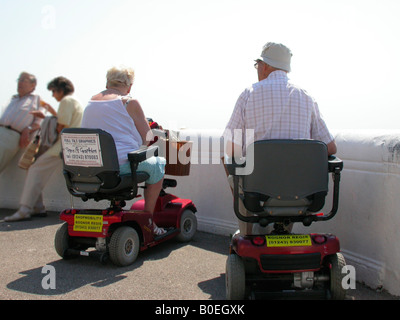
[224,42,336,159]
[223,42,337,235]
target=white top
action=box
[224,71,334,155]
[0,94,43,132]
[81,97,142,165]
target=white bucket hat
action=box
[256,42,292,72]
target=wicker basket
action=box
[164,140,192,176]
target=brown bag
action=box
[18,135,40,169]
[165,140,192,176]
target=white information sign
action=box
[61,133,103,167]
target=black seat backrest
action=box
[60,128,149,202]
[242,139,328,214]
[61,128,120,191]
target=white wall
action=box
[296,130,400,296]
[1,129,400,296]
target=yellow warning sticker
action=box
[73,214,103,233]
[266,235,312,247]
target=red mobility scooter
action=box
[225,139,346,299]
[54,128,197,266]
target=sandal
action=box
[31,205,47,218]
[4,210,31,222]
[153,224,167,236]
[32,209,47,218]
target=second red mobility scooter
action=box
[225,139,347,299]
[54,127,197,267]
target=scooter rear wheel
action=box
[226,253,246,300]
[329,252,347,300]
[109,226,140,266]
[54,222,70,258]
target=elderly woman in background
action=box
[5,76,83,222]
[80,66,167,236]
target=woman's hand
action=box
[40,100,58,116]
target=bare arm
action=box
[225,141,244,160]
[327,140,337,156]
[125,99,152,145]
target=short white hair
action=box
[19,71,37,85]
[106,66,135,88]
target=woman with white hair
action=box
[81,66,167,236]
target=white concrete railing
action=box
[1,129,400,296]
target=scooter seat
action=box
[61,128,156,202]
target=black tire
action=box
[329,252,347,300]
[226,253,246,300]
[109,226,140,267]
[54,222,70,258]
[176,210,197,242]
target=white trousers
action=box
[20,151,62,210]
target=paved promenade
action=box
[0,208,398,301]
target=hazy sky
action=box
[1,0,399,131]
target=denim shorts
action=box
[119,156,166,185]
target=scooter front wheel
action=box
[176,209,197,242]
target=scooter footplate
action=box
[153,228,179,241]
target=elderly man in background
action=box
[0,72,53,174]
